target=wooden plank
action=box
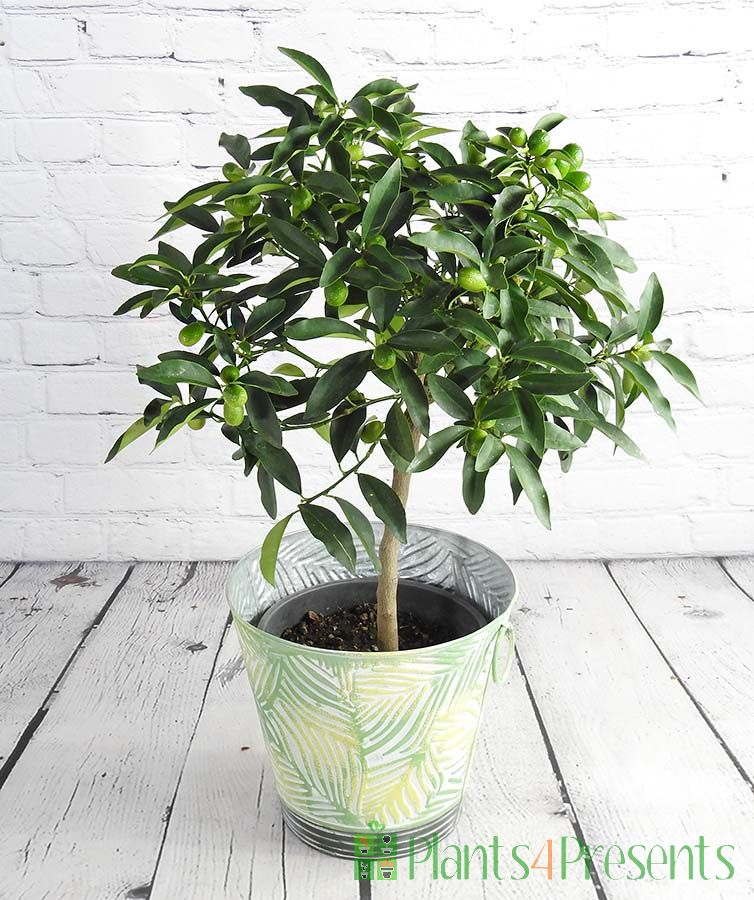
[372,661,599,899]
[149,627,360,900]
[513,560,754,897]
[0,561,18,587]
[0,562,130,767]
[608,558,754,780]
[720,557,754,601]
[0,561,230,900]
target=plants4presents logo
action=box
[354,820,398,881]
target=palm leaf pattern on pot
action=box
[227,525,517,831]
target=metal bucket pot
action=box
[226,523,517,858]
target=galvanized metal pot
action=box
[226,523,517,858]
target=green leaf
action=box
[272,362,306,378]
[253,437,302,493]
[579,232,636,273]
[636,273,664,341]
[105,406,169,462]
[239,84,310,118]
[306,171,359,204]
[545,421,585,451]
[278,46,337,102]
[388,329,458,355]
[514,389,545,457]
[246,387,283,448]
[285,317,364,341]
[155,400,211,447]
[305,351,372,419]
[517,372,593,394]
[440,308,499,347]
[614,356,675,430]
[505,444,551,528]
[408,425,468,473]
[245,298,287,339]
[409,230,481,265]
[462,453,487,514]
[475,434,505,472]
[534,112,567,131]
[267,219,326,268]
[357,474,407,543]
[330,403,366,462]
[300,503,356,571]
[510,342,588,374]
[385,402,416,462]
[428,182,490,204]
[492,185,528,223]
[320,247,360,288]
[362,159,402,238]
[427,374,473,420]
[137,360,218,390]
[240,371,297,396]
[649,351,701,402]
[394,362,430,436]
[570,396,645,459]
[260,514,293,584]
[257,465,277,518]
[219,132,251,169]
[334,498,381,571]
[174,204,219,233]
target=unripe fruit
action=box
[554,157,572,178]
[223,384,248,406]
[223,403,244,427]
[324,279,349,307]
[527,129,550,157]
[188,417,206,431]
[291,185,313,214]
[227,195,260,217]
[565,170,591,192]
[361,420,384,443]
[220,365,240,384]
[466,427,488,457]
[222,162,246,182]
[562,143,584,168]
[347,143,364,162]
[373,345,396,370]
[178,322,204,347]
[508,127,527,147]
[457,266,488,294]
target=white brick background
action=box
[1,0,752,561]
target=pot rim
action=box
[226,521,518,660]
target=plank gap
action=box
[514,649,608,900]
[604,560,754,794]
[717,557,754,603]
[0,562,21,590]
[0,563,134,794]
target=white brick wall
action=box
[1,0,752,561]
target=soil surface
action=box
[280,602,455,652]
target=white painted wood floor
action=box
[1,558,754,899]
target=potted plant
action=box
[108,48,699,857]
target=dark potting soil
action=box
[279,602,455,652]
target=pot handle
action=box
[491,623,516,684]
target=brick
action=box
[100,317,180,366]
[688,313,754,361]
[51,169,187,220]
[0,172,48,218]
[2,220,85,266]
[0,267,39,313]
[39,268,122,317]
[7,15,80,61]
[435,19,510,64]
[46,370,149,415]
[26,417,103,465]
[0,519,25,559]
[24,518,107,559]
[85,220,153,266]
[0,470,63,512]
[22,319,99,365]
[0,372,44,415]
[0,422,23,463]
[0,121,14,162]
[0,321,23,364]
[15,118,99,163]
[102,119,180,166]
[88,14,170,58]
[64,469,230,513]
[173,16,257,62]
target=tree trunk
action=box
[376,419,421,651]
